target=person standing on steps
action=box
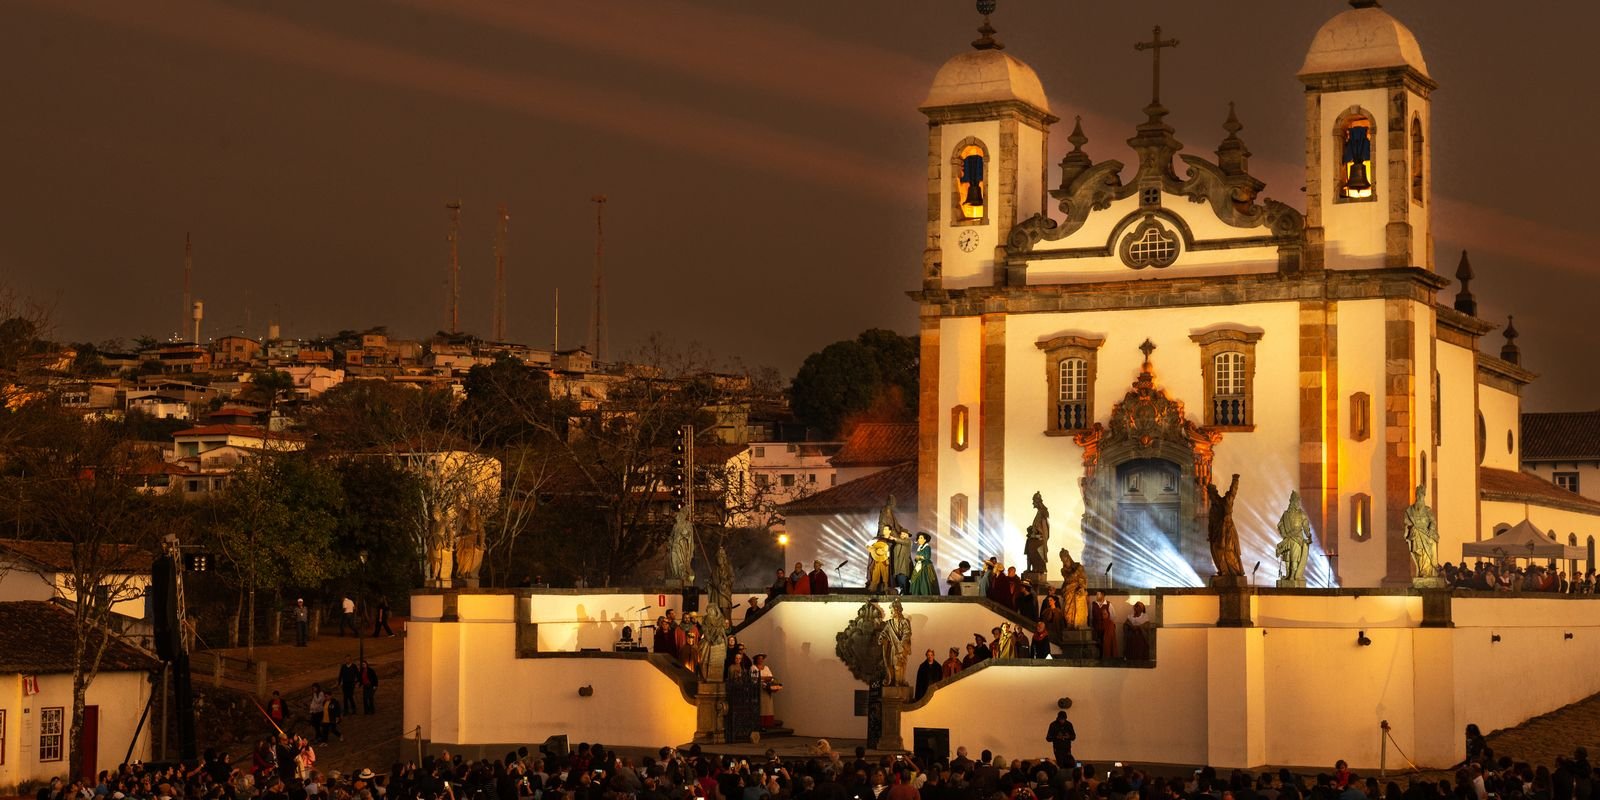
[338,657,358,712]
[337,596,359,637]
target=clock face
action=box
[957,228,980,253]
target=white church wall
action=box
[1001,304,1301,586]
[1409,93,1433,270]
[1477,501,1600,560]
[1017,124,1046,223]
[1318,86,1390,270]
[405,612,697,751]
[903,630,1212,766]
[735,598,1022,740]
[1336,298,1389,587]
[938,121,1001,290]
[1436,341,1480,553]
[1479,385,1521,471]
[937,316,983,570]
[1449,597,1600,742]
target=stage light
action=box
[1356,630,1372,647]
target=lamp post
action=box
[777,531,790,573]
[357,549,369,664]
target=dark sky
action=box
[3,1,1596,410]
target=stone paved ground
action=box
[1400,694,1600,781]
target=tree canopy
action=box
[789,328,919,438]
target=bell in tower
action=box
[1341,124,1373,199]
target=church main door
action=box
[1116,458,1182,550]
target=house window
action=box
[1411,117,1425,204]
[1036,335,1105,434]
[780,474,795,488]
[1351,392,1371,441]
[1555,472,1580,494]
[830,474,837,487]
[1192,329,1263,429]
[807,473,817,484]
[755,473,771,489]
[950,405,970,451]
[1336,112,1375,201]
[1351,493,1372,542]
[950,493,969,538]
[0,708,5,765]
[952,140,988,223]
[753,446,765,458]
[39,706,63,762]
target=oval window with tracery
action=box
[1119,215,1179,269]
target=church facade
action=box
[914,2,1595,588]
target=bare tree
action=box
[6,418,172,779]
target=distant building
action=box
[212,335,261,367]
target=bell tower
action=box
[919,0,1056,291]
[1299,0,1435,271]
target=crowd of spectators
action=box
[1443,562,1597,594]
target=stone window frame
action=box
[1351,493,1373,542]
[1332,106,1379,205]
[950,493,970,539]
[1411,114,1425,205]
[1036,334,1106,435]
[1190,328,1264,431]
[1350,391,1371,442]
[950,404,970,452]
[950,137,990,227]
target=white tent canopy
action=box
[1462,519,1586,560]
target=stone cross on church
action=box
[1133,26,1180,110]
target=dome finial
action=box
[1216,101,1251,175]
[1453,250,1478,316]
[1068,116,1088,152]
[973,0,1004,51]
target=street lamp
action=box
[357,549,369,664]
[776,530,790,572]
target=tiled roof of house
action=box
[0,601,159,674]
[1480,467,1600,515]
[830,422,918,468]
[0,539,154,573]
[1522,411,1600,461]
[172,424,305,441]
[781,462,917,516]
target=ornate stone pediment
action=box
[1073,347,1222,487]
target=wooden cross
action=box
[1134,26,1180,108]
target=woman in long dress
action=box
[754,653,778,728]
[908,533,937,595]
[1089,592,1116,659]
[1123,601,1151,661]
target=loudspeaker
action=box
[540,734,569,758]
[150,556,181,662]
[913,727,950,765]
[681,587,700,613]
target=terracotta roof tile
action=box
[172,424,306,441]
[781,462,916,515]
[0,539,153,573]
[0,601,159,674]
[830,422,918,468]
[1522,411,1600,461]
[1479,467,1600,515]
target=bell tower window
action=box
[1411,116,1425,204]
[951,140,989,224]
[1336,112,1375,202]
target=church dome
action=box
[1298,3,1430,79]
[921,49,1050,113]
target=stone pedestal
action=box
[693,680,726,744]
[1209,575,1249,589]
[1412,576,1448,590]
[1275,578,1307,589]
[1022,571,1048,588]
[1056,629,1097,660]
[1419,587,1454,628]
[1214,584,1254,628]
[878,686,912,752]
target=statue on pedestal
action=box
[454,504,486,587]
[425,505,453,587]
[1274,491,1313,585]
[1205,474,1246,578]
[835,601,887,685]
[878,495,907,538]
[1404,483,1440,580]
[696,603,727,682]
[1024,492,1050,577]
[711,544,735,616]
[881,600,912,687]
[666,505,695,585]
[1059,548,1088,628]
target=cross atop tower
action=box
[1133,26,1180,111]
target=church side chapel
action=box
[913,0,1600,589]
[405,1,1600,772]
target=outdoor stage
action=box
[404,587,1600,770]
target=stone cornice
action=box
[909,267,1450,318]
[921,100,1058,129]
[1476,353,1538,392]
[1299,65,1437,97]
[1435,305,1496,349]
